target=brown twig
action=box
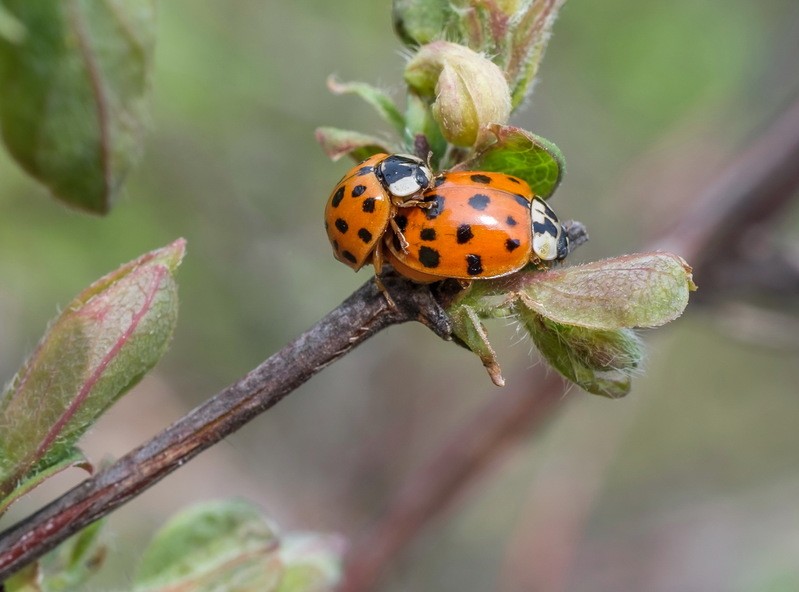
[338,94,799,591]
[0,277,451,580]
[650,97,799,269]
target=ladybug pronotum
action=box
[384,171,569,283]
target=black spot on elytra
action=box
[466,254,483,275]
[358,228,373,244]
[362,197,377,213]
[533,218,559,237]
[505,238,521,252]
[351,184,366,197]
[506,175,521,184]
[468,193,490,210]
[434,175,447,187]
[470,173,492,184]
[456,224,473,244]
[419,246,441,268]
[394,215,408,231]
[392,233,402,252]
[424,194,445,219]
[335,218,349,233]
[331,186,345,207]
[506,216,518,226]
[513,194,529,207]
[342,250,357,263]
[356,165,374,176]
[420,228,436,241]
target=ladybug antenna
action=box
[413,133,431,161]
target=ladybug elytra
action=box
[384,171,569,283]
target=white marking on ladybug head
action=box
[378,154,433,198]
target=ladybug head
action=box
[377,154,433,199]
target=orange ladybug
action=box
[384,171,569,283]
[324,153,433,277]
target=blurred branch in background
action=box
[340,366,569,592]
[652,97,799,278]
[339,94,799,592]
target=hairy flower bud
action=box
[493,0,524,16]
[405,41,511,147]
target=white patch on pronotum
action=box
[378,154,432,198]
[531,198,562,261]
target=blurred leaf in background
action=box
[0,0,156,213]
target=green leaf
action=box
[0,240,185,501]
[314,127,396,163]
[448,302,506,387]
[392,0,454,47]
[133,499,283,592]
[276,534,345,592]
[39,520,106,592]
[448,0,514,61]
[465,124,565,198]
[508,0,567,108]
[0,0,156,213]
[327,76,406,137]
[521,312,642,399]
[0,448,91,517]
[514,252,696,330]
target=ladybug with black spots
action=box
[384,171,569,283]
[324,153,433,282]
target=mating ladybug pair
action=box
[324,153,569,290]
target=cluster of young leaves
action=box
[4,500,343,592]
[317,0,696,397]
[450,253,694,395]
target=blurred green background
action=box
[2,0,799,590]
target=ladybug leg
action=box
[397,198,434,209]
[372,241,397,308]
[389,218,411,253]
